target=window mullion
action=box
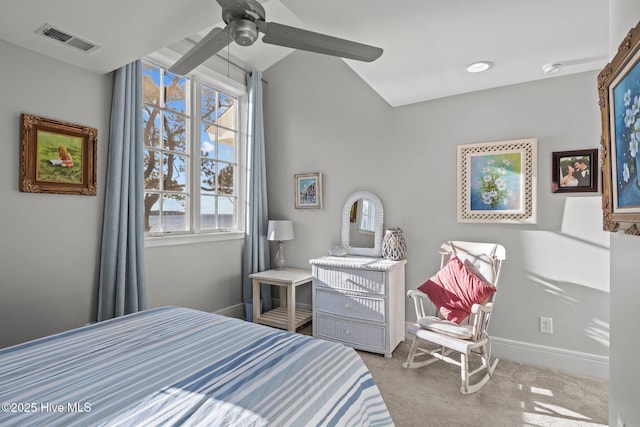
[191,75,200,233]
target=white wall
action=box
[145,239,243,314]
[0,39,110,347]
[263,51,610,378]
[0,39,244,348]
[609,2,640,425]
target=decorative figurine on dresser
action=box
[310,191,406,358]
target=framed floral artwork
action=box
[20,113,97,195]
[598,19,640,234]
[294,172,322,209]
[457,138,537,224]
[551,149,599,193]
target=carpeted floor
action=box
[357,340,609,427]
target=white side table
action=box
[249,268,313,332]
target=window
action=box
[359,199,376,233]
[142,60,244,240]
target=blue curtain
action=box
[97,60,146,321]
[243,71,272,310]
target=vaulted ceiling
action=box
[0,0,609,107]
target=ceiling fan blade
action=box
[169,26,231,75]
[256,21,382,62]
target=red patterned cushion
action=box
[417,256,495,324]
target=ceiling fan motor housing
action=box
[229,18,259,46]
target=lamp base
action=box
[274,241,286,270]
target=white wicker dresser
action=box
[310,256,406,358]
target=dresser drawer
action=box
[315,314,386,350]
[314,266,385,294]
[315,289,385,322]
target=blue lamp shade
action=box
[267,220,294,269]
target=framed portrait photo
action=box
[457,138,537,224]
[598,20,640,234]
[294,172,322,209]
[552,149,598,193]
[20,114,97,195]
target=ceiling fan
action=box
[169,0,383,75]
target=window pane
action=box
[142,63,160,106]
[146,194,161,232]
[218,94,236,130]
[219,197,235,228]
[162,194,187,232]
[200,122,216,159]
[163,112,187,152]
[163,70,187,114]
[163,153,187,192]
[144,149,160,190]
[218,128,236,162]
[201,86,217,123]
[200,196,236,229]
[200,159,216,194]
[143,106,161,148]
[218,162,234,195]
[200,195,216,229]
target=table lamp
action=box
[267,220,294,270]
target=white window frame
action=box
[143,52,247,247]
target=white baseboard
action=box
[491,337,609,380]
[403,322,608,380]
[219,310,609,379]
[214,303,244,319]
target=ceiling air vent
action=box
[35,23,99,53]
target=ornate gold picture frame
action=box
[20,114,97,195]
[598,20,640,234]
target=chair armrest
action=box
[406,289,432,319]
[407,289,429,300]
[471,302,493,315]
[470,302,494,341]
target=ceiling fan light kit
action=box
[169,0,383,76]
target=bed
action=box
[0,306,393,426]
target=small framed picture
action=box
[20,113,97,195]
[552,149,598,193]
[294,172,322,209]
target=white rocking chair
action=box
[403,241,506,394]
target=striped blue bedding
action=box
[0,306,392,426]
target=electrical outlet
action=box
[539,317,553,334]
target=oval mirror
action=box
[340,190,384,257]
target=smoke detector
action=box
[542,63,563,75]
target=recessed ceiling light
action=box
[466,61,493,73]
[542,63,563,74]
